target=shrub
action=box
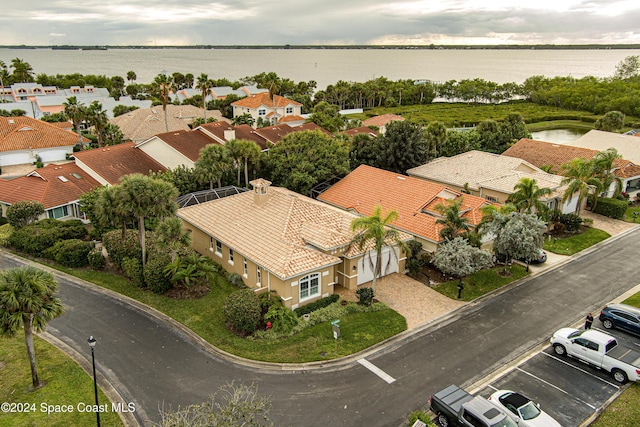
[593,197,628,220]
[143,253,172,294]
[6,200,44,229]
[43,239,92,267]
[122,257,144,287]
[558,213,583,232]
[8,219,87,257]
[87,248,106,269]
[102,229,142,268]
[223,289,262,335]
[0,223,13,247]
[355,287,375,306]
[228,272,246,288]
[408,411,435,426]
[264,305,298,333]
[293,294,340,317]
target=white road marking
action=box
[357,358,396,384]
[542,352,621,388]
[515,367,597,410]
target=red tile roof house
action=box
[504,138,640,199]
[0,116,89,175]
[0,162,101,221]
[72,142,166,186]
[362,114,405,135]
[231,93,303,128]
[317,165,495,253]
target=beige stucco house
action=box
[231,93,303,128]
[177,179,409,308]
[407,150,578,214]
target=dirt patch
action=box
[409,263,452,286]
[164,284,210,299]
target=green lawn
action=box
[0,335,123,427]
[431,264,529,302]
[51,265,406,363]
[543,227,611,255]
[623,205,640,223]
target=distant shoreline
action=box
[3,44,640,50]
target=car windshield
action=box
[568,330,584,339]
[518,401,541,420]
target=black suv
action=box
[599,303,640,337]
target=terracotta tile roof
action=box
[341,126,379,138]
[0,162,101,208]
[296,122,333,136]
[199,122,270,150]
[362,114,405,128]
[318,165,494,244]
[279,115,305,123]
[151,128,221,162]
[407,150,566,196]
[253,124,297,144]
[178,185,361,279]
[231,92,302,109]
[504,138,640,179]
[72,142,166,185]
[0,116,89,152]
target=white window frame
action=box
[299,273,320,302]
[215,240,222,257]
[285,106,293,114]
[243,258,248,277]
[258,108,266,117]
[228,248,234,265]
[256,266,262,287]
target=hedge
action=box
[293,294,340,317]
[43,239,93,267]
[593,197,628,219]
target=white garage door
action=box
[357,246,399,285]
[0,151,32,166]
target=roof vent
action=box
[397,176,406,180]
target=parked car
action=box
[488,390,561,427]
[550,327,640,383]
[599,303,640,337]
[429,384,518,427]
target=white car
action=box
[488,390,561,427]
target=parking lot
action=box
[470,321,639,426]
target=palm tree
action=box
[434,198,470,240]
[591,148,623,199]
[126,71,137,84]
[195,73,213,122]
[152,73,176,132]
[224,139,244,186]
[195,144,232,189]
[155,216,191,262]
[63,96,86,145]
[561,158,600,215]
[85,101,109,147]
[10,58,34,83]
[350,205,408,292]
[234,139,261,187]
[507,177,553,214]
[0,266,64,388]
[118,174,179,268]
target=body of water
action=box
[531,128,589,144]
[1,48,639,90]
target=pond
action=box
[530,128,589,144]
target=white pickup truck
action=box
[550,327,640,383]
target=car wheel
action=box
[613,369,628,384]
[602,319,614,329]
[437,413,450,427]
[553,344,566,356]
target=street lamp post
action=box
[87,336,101,427]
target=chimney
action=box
[250,178,272,206]
[224,128,236,141]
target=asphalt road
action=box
[2,227,639,427]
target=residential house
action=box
[318,165,494,253]
[231,93,303,128]
[503,138,640,198]
[341,126,379,139]
[72,142,166,186]
[0,162,101,221]
[177,179,410,307]
[0,116,89,170]
[110,105,227,143]
[407,150,578,214]
[562,129,640,165]
[362,114,405,134]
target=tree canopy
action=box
[431,237,493,283]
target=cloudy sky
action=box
[2,0,639,46]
